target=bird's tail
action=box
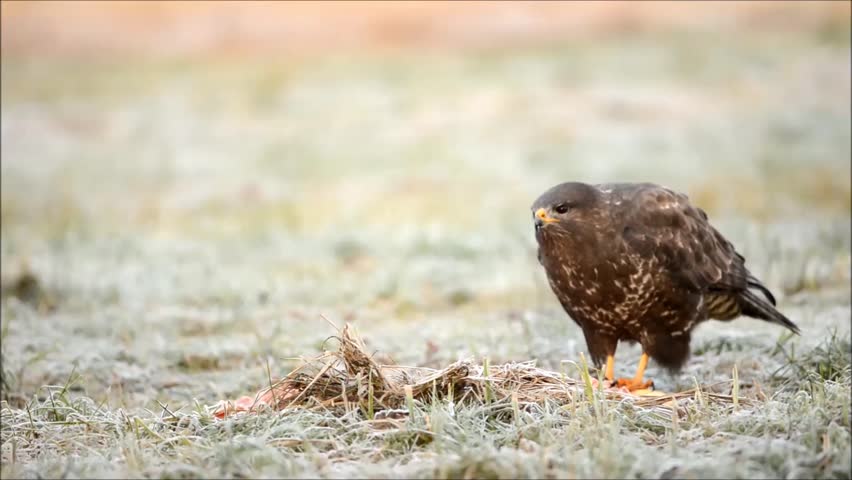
[746,275,776,306]
[738,289,800,335]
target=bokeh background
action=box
[2,0,850,407]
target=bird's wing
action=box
[619,185,754,296]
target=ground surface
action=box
[1,6,851,479]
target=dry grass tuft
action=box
[211,323,746,420]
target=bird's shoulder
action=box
[605,183,746,292]
[598,183,701,220]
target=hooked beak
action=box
[534,208,559,228]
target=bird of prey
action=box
[531,182,799,391]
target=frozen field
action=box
[1,4,850,478]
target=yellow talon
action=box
[605,352,656,393]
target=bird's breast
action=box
[542,249,666,331]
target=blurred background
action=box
[1,1,850,403]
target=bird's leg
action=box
[604,355,615,382]
[614,353,654,391]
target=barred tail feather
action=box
[747,275,776,306]
[739,289,800,334]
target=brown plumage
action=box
[531,182,799,389]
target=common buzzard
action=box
[532,182,799,391]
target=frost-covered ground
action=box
[1,22,850,479]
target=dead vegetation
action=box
[211,323,749,421]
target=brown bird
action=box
[531,182,799,391]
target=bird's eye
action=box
[554,203,570,214]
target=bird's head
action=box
[530,182,601,236]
